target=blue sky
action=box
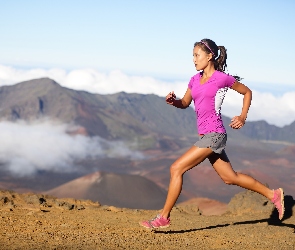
[0,0,295,126]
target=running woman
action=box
[140,38,284,229]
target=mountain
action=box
[240,119,295,143]
[1,77,294,146]
[45,171,168,209]
[0,78,196,144]
[0,78,294,205]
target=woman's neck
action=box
[201,65,215,78]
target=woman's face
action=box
[193,46,211,71]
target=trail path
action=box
[0,190,294,249]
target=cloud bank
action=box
[223,89,295,127]
[0,64,294,127]
[0,120,143,176]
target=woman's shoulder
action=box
[188,72,201,89]
[214,70,232,78]
[190,72,201,81]
[214,71,236,87]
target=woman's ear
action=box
[207,53,213,61]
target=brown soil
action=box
[0,190,294,250]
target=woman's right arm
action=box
[166,88,192,109]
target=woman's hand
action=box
[166,91,176,105]
[166,89,192,109]
[229,115,246,129]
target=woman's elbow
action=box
[246,88,252,98]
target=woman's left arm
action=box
[229,81,252,129]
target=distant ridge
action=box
[0,78,295,204]
[0,77,294,145]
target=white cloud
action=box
[222,89,295,127]
[0,120,143,176]
[0,65,186,97]
[0,64,294,127]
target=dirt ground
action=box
[0,190,294,250]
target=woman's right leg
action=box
[140,146,212,229]
[160,146,213,219]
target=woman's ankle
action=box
[160,212,170,219]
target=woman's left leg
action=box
[208,150,284,220]
[208,150,273,199]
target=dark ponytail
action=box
[194,39,242,81]
[215,46,227,72]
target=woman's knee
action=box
[170,162,185,176]
[221,173,239,185]
[223,179,234,185]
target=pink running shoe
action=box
[140,214,170,229]
[271,188,285,220]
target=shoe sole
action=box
[139,221,170,230]
[278,188,285,220]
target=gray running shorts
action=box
[194,133,227,154]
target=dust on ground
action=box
[0,190,294,250]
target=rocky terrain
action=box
[0,189,294,249]
[0,78,294,249]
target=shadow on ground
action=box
[155,195,295,234]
